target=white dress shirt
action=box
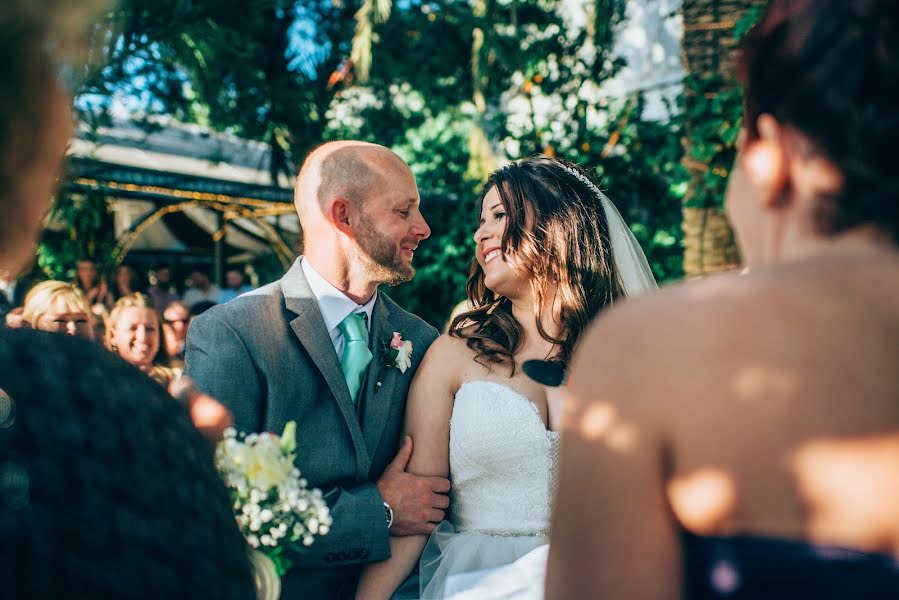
[301,259,376,359]
[0,277,17,306]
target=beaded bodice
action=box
[448,381,560,536]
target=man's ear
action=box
[328,197,355,237]
[742,114,789,209]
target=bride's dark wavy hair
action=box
[449,156,625,373]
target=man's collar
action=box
[301,258,376,333]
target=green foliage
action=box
[383,109,483,328]
[37,191,117,280]
[681,6,762,210]
[66,0,690,328]
[682,74,743,210]
[549,98,687,285]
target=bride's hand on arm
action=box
[356,335,461,600]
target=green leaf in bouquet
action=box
[280,421,297,454]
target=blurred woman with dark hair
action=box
[75,257,112,309]
[110,263,143,302]
[0,3,253,596]
[357,156,656,599]
[0,327,256,598]
[549,1,899,598]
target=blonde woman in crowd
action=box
[22,280,94,339]
[105,293,178,388]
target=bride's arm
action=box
[356,335,460,600]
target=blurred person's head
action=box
[225,268,245,290]
[0,2,109,275]
[727,0,899,265]
[75,257,100,289]
[189,267,211,290]
[22,280,93,339]
[162,300,189,357]
[114,263,137,295]
[152,263,172,286]
[105,293,161,371]
[0,329,255,598]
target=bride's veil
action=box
[556,161,657,297]
[596,189,658,297]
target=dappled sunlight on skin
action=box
[606,422,638,453]
[563,398,640,453]
[792,434,899,555]
[680,273,747,301]
[732,364,800,407]
[575,402,615,440]
[667,468,738,535]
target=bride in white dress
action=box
[356,156,656,600]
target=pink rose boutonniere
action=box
[375,332,413,391]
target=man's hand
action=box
[377,436,450,536]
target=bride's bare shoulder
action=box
[415,332,477,377]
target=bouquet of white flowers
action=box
[215,421,332,576]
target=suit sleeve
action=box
[291,482,391,567]
[184,311,263,433]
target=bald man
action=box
[186,142,446,599]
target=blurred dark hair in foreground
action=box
[740,0,899,241]
[0,328,255,598]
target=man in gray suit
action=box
[185,141,450,599]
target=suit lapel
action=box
[361,291,400,454]
[282,258,370,477]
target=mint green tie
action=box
[337,313,373,403]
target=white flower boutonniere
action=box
[375,332,413,391]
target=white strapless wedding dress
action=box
[417,381,559,599]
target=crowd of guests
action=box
[0,261,255,386]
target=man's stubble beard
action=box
[355,215,415,287]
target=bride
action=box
[356,156,656,599]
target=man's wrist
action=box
[383,501,394,530]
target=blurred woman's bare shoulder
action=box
[598,270,763,348]
[569,271,779,414]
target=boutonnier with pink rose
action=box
[375,332,413,391]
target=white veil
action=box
[557,162,658,297]
[596,190,658,297]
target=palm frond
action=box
[350,0,392,83]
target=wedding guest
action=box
[182,266,221,309]
[549,1,899,598]
[162,300,190,365]
[75,257,112,309]
[147,262,179,311]
[0,265,42,328]
[217,267,254,303]
[22,280,94,340]
[106,293,176,388]
[0,1,251,596]
[110,263,141,302]
[0,328,256,599]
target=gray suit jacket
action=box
[185,257,438,600]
